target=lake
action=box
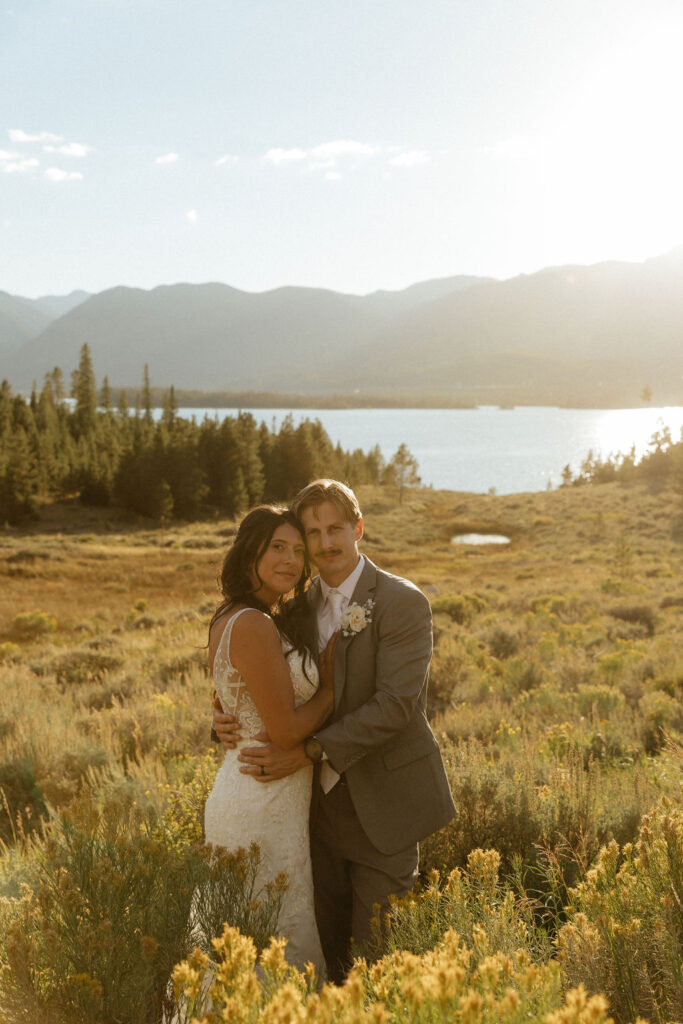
[172,405,683,495]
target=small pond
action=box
[451,533,511,546]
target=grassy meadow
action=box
[0,481,681,1023]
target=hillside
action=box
[3,250,683,404]
[0,289,90,361]
[353,250,683,400]
[0,292,53,355]
[7,275,486,391]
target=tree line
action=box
[560,423,683,491]
[0,344,417,524]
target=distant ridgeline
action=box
[0,345,392,525]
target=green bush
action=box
[558,798,683,1024]
[0,643,20,664]
[33,648,124,685]
[363,848,550,964]
[432,592,487,624]
[12,610,57,640]
[609,604,656,637]
[0,798,284,1024]
[0,758,47,843]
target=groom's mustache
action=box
[318,548,342,556]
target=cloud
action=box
[215,154,238,166]
[44,167,84,181]
[9,129,63,143]
[4,157,40,174]
[186,208,198,224]
[0,150,20,161]
[265,140,381,169]
[43,142,92,157]
[265,147,308,165]
[389,149,430,167]
[311,140,379,160]
[264,139,430,176]
[155,152,179,165]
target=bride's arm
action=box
[229,609,333,750]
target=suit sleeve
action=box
[315,582,432,773]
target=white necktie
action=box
[321,588,344,648]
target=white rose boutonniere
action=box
[340,598,375,638]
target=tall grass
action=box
[0,481,681,1022]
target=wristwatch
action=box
[303,736,325,763]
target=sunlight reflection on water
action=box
[171,405,683,494]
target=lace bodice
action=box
[213,608,319,741]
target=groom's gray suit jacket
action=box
[310,557,456,855]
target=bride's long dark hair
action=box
[208,505,315,665]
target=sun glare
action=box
[536,11,683,262]
[595,408,683,462]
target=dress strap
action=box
[217,606,257,673]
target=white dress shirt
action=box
[317,555,366,650]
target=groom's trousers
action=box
[310,776,419,985]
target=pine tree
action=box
[142,364,153,425]
[0,426,40,522]
[72,343,97,436]
[161,385,178,427]
[385,443,421,504]
[100,376,112,413]
[50,366,65,402]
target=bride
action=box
[204,505,334,974]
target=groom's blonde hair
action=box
[291,479,362,524]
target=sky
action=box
[2,0,683,298]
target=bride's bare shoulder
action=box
[209,605,272,669]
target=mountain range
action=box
[2,252,683,406]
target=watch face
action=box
[305,738,323,762]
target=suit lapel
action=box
[333,557,378,707]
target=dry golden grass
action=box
[1,480,681,1023]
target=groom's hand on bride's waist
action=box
[238,742,308,782]
[212,693,243,748]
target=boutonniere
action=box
[341,599,375,638]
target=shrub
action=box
[609,604,656,637]
[0,758,47,842]
[157,650,207,685]
[80,678,133,710]
[0,800,284,1024]
[0,643,20,664]
[33,648,124,685]
[486,626,520,659]
[12,610,57,640]
[421,739,657,917]
[363,849,550,964]
[172,921,618,1024]
[432,592,487,624]
[638,689,683,753]
[558,798,683,1024]
[502,655,546,693]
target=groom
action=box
[214,479,455,982]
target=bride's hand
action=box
[318,631,339,694]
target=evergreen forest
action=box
[0,345,387,525]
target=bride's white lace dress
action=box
[204,608,324,973]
